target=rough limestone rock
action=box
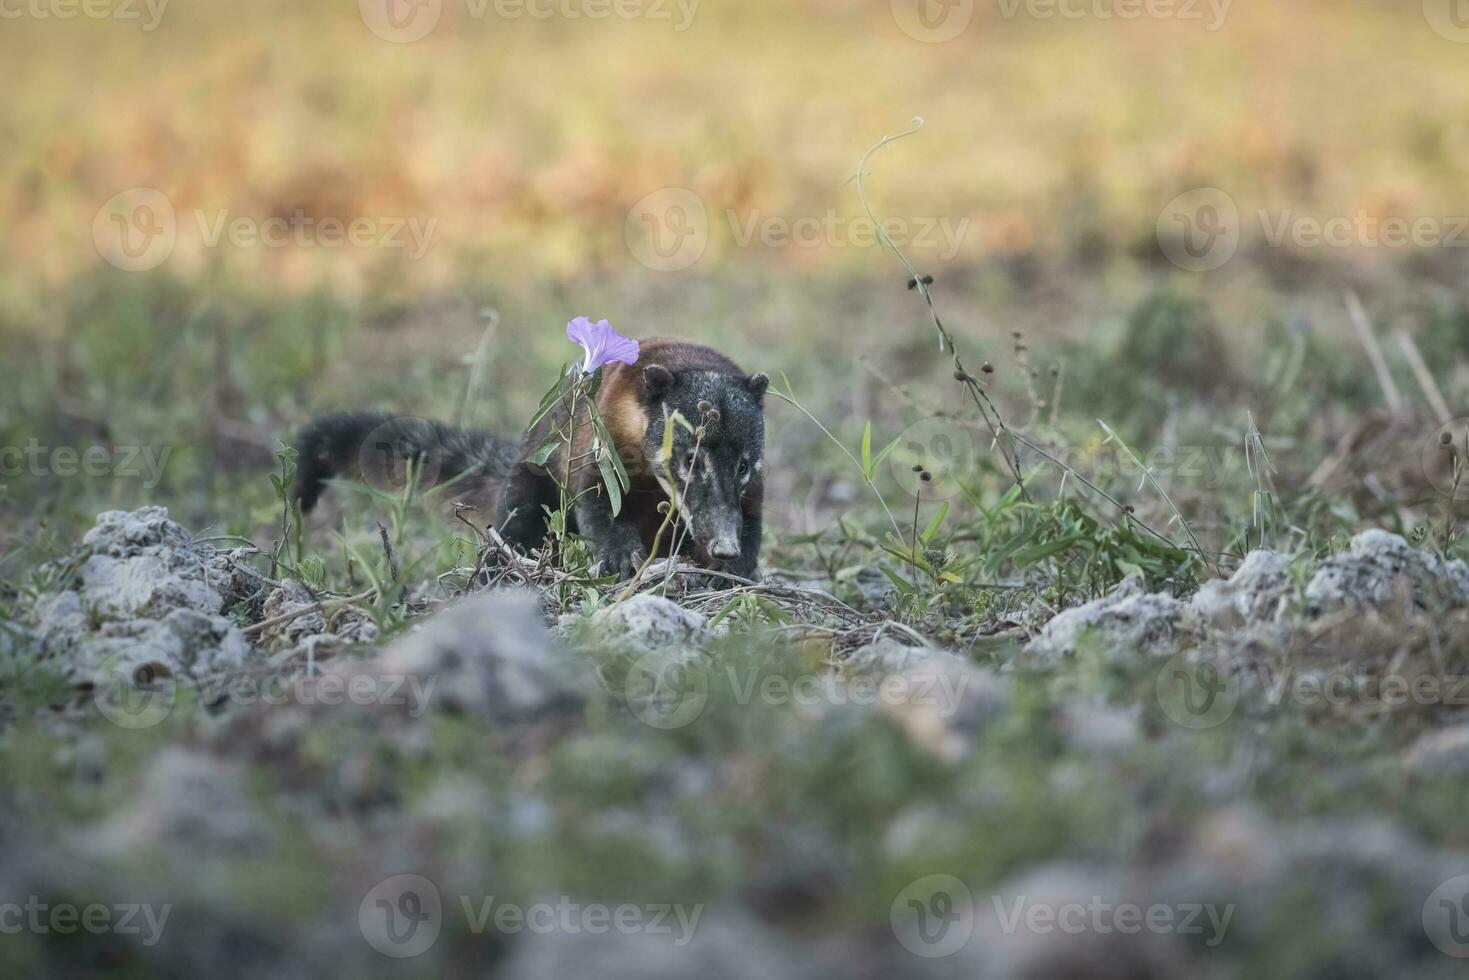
[340,590,581,724]
[589,594,709,653]
[31,507,251,682]
[89,747,268,854]
[965,864,1200,979]
[1189,549,1292,627]
[80,608,250,683]
[1404,725,1469,776]
[848,642,1012,760]
[1304,529,1469,615]
[1055,699,1141,756]
[258,580,326,644]
[76,507,235,619]
[1029,576,1188,661]
[496,907,816,980]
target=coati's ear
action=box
[746,372,769,403]
[641,364,674,401]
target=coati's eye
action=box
[737,458,750,478]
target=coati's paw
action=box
[596,530,646,580]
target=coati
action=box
[292,337,767,580]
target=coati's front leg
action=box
[575,487,645,578]
[496,462,561,552]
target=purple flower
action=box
[566,316,639,374]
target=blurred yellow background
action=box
[3,0,1467,316]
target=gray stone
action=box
[31,507,251,684]
[496,906,815,980]
[1189,549,1292,626]
[1404,725,1469,776]
[871,649,1011,760]
[969,864,1201,979]
[589,594,709,654]
[1305,529,1469,615]
[1029,576,1188,661]
[1056,699,1140,756]
[70,608,249,683]
[344,590,580,723]
[258,580,325,644]
[89,747,268,854]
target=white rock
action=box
[71,608,249,683]
[1305,528,1469,614]
[32,508,250,683]
[1029,576,1187,661]
[1189,549,1292,626]
[258,579,326,645]
[1404,725,1469,776]
[341,590,578,724]
[971,864,1199,979]
[1056,699,1140,756]
[589,594,709,654]
[866,649,1011,760]
[89,747,268,854]
[497,906,813,980]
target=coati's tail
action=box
[292,411,519,513]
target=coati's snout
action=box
[640,363,767,565]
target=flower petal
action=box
[566,316,639,373]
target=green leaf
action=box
[526,434,559,467]
[590,409,630,491]
[871,435,900,472]
[526,367,573,430]
[921,500,950,545]
[1011,533,1087,566]
[597,455,623,517]
[860,421,873,478]
[879,565,918,595]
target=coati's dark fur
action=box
[292,338,767,579]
